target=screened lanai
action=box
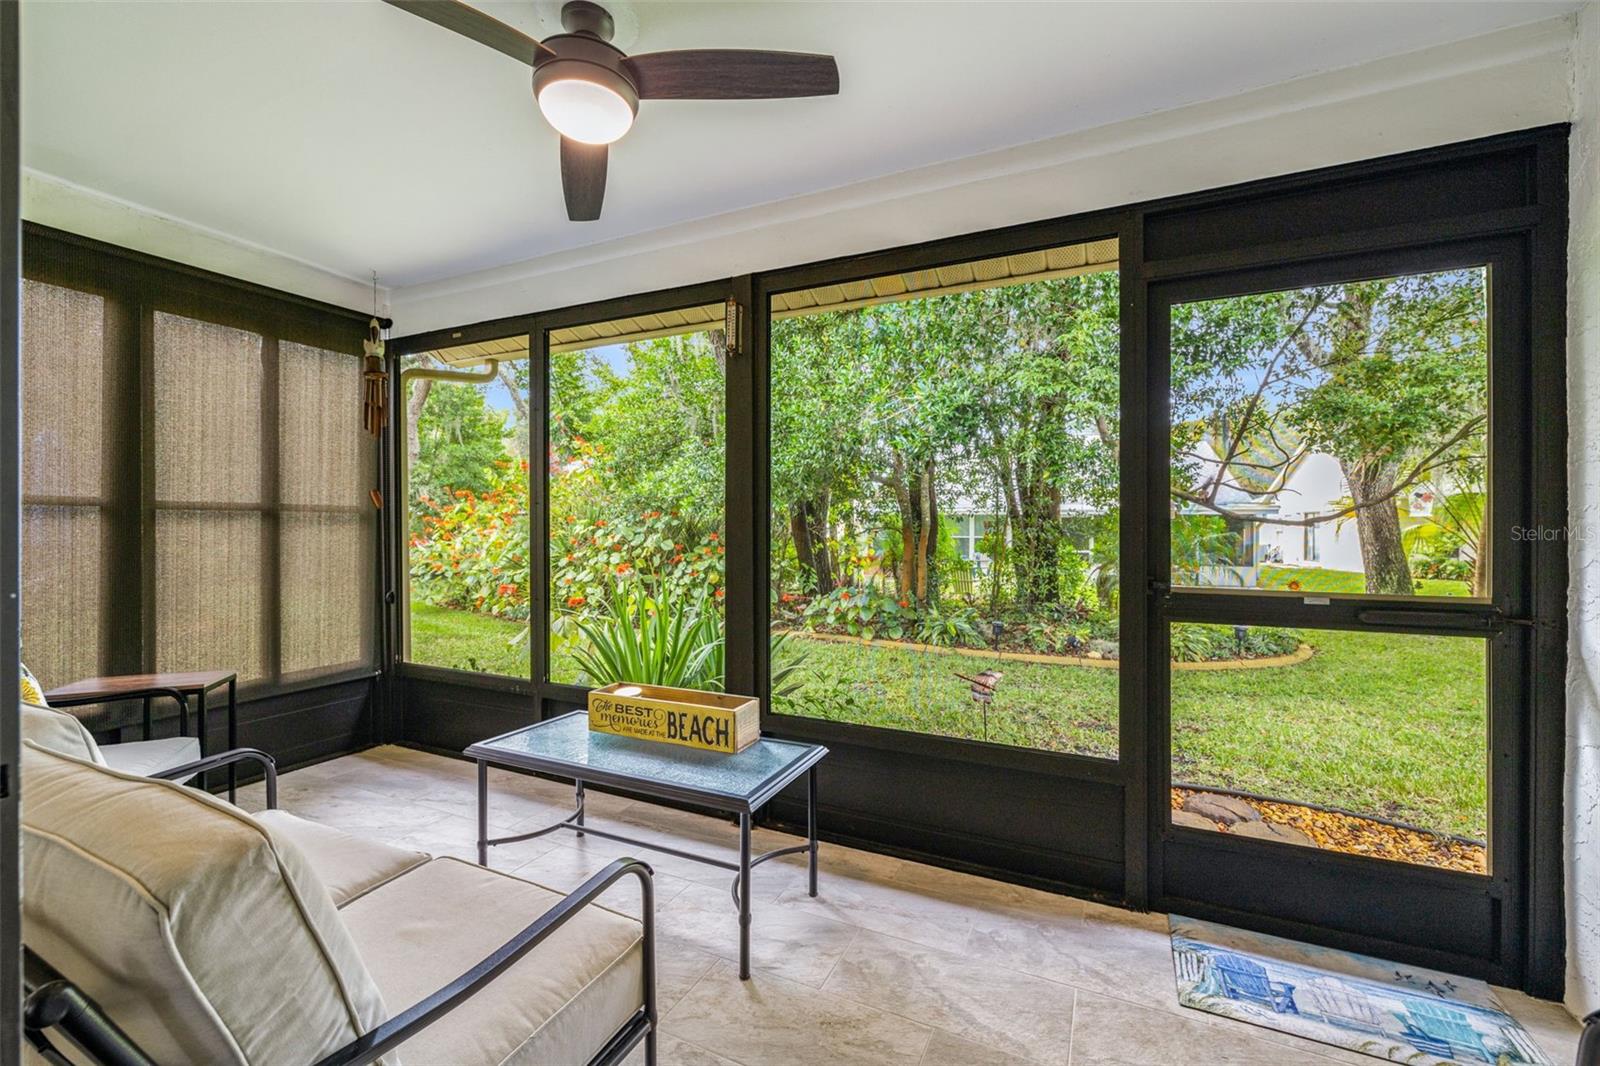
[1,3,1596,1065]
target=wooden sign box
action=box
[588,683,760,754]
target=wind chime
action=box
[362,317,387,437]
[362,272,389,509]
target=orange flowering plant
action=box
[412,462,725,635]
[547,507,725,626]
[409,458,530,622]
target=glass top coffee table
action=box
[466,711,828,979]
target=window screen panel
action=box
[25,234,372,695]
[155,510,266,680]
[280,340,367,508]
[280,513,368,676]
[21,505,102,687]
[154,312,263,506]
[279,341,374,676]
[23,280,103,500]
[21,279,110,686]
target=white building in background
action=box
[1175,430,1444,588]
[940,428,1451,591]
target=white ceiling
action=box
[21,0,1578,299]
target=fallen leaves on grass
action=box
[1171,788,1486,875]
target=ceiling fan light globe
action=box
[537,76,635,145]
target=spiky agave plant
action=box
[572,579,812,696]
[573,581,724,690]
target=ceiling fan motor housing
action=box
[531,33,639,119]
[560,0,616,42]
[380,0,839,219]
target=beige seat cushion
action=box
[20,700,198,781]
[97,735,201,778]
[21,742,390,1065]
[18,700,104,764]
[257,809,430,907]
[341,857,645,1066]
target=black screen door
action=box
[1146,237,1538,985]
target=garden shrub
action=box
[550,508,724,612]
[409,458,530,622]
[571,581,723,689]
[801,585,915,641]
[913,604,983,647]
[411,453,728,649]
[1169,623,1302,662]
[1411,556,1473,582]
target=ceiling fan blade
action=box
[624,50,839,100]
[560,138,608,221]
[382,0,554,66]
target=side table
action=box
[45,671,240,801]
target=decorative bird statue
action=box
[955,669,1003,740]
[955,669,1002,704]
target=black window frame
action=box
[20,224,380,709]
[385,123,1569,995]
[1143,235,1535,970]
[749,214,1132,781]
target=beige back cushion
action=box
[18,701,103,764]
[21,742,390,1065]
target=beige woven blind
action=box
[20,267,374,696]
[279,341,373,677]
[153,313,268,679]
[21,280,107,685]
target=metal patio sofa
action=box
[15,713,657,1066]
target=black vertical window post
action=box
[0,0,21,1057]
[1116,210,1151,910]
[530,327,550,710]
[725,276,759,705]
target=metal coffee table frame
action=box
[467,714,827,980]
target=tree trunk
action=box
[1346,459,1413,594]
[888,451,938,606]
[916,461,936,604]
[890,453,915,599]
[406,377,433,472]
[1013,475,1062,608]
[788,491,835,595]
[813,486,834,593]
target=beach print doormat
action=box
[1169,916,1552,1064]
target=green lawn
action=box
[409,602,530,678]
[782,630,1485,839]
[779,637,1121,755]
[1257,565,1471,597]
[1170,630,1485,839]
[410,596,1487,840]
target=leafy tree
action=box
[409,381,511,505]
[770,311,874,595]
[934,272,1120,608]
[553,334,726,525]
[495,359,530,459]
[858,299,970,607]
[1171,269,1486,594]
[769,272,1122,610]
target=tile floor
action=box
[237,745,1581,1066]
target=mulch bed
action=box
[1170,787,1487,874]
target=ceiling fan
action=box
[384,0,840,221]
